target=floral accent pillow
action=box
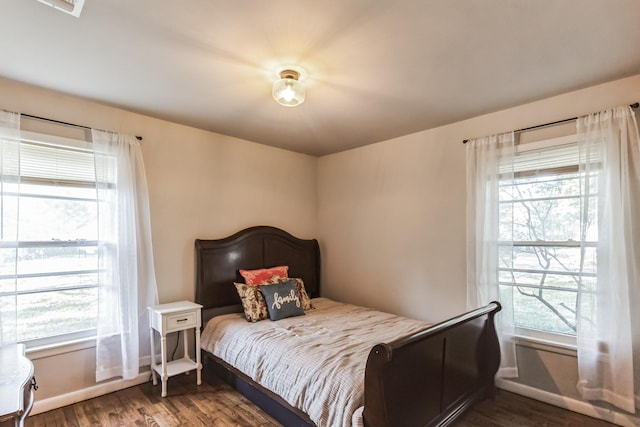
[234,282,269,322]
[239,266,289,285]
[259,280,305,321]
[265,276,314,311]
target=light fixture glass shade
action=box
[35,0,85,17]
[272,70,305,107]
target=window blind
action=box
[500,140,602,175]
[20,142,96,184]
[1,139,115,185]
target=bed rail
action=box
[363,301,501,427]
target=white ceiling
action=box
[1,1,639,156]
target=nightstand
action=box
[148,301,203,397]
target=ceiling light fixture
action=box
[272,69,305,107]
[35,0,85,17]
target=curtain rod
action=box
[462,102,639,144]
[21,113,143,141]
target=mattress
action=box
[200,297,429,427]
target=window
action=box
[468,107,639,407]
[0,132,110,346]
[497,135,597,343]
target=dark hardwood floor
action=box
[455,390,617,427]
[27,374,280,427]
[27,374,617,427]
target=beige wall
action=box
[0,77,317,403]
[317,74,640,423]
[318,127,467,322]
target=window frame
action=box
[497,134,596,346]
[2,130,101,349]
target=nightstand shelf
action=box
[152,358,198,378]
[148,301,203,397]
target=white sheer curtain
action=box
[92,129,158,382]
[575,106,640,413]
[0,110,20,345]
[466,131,518,378]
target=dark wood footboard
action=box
[363,301,501,427]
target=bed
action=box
[195,226,501,427]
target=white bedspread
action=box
[200,297,429,427]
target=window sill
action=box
[514,334,577,357]
[26,336,96,360]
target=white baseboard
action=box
[31,372,151,415]
[496,379,639,427]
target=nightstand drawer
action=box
[166,311,197,332]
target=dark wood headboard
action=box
[195,226,321,316]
